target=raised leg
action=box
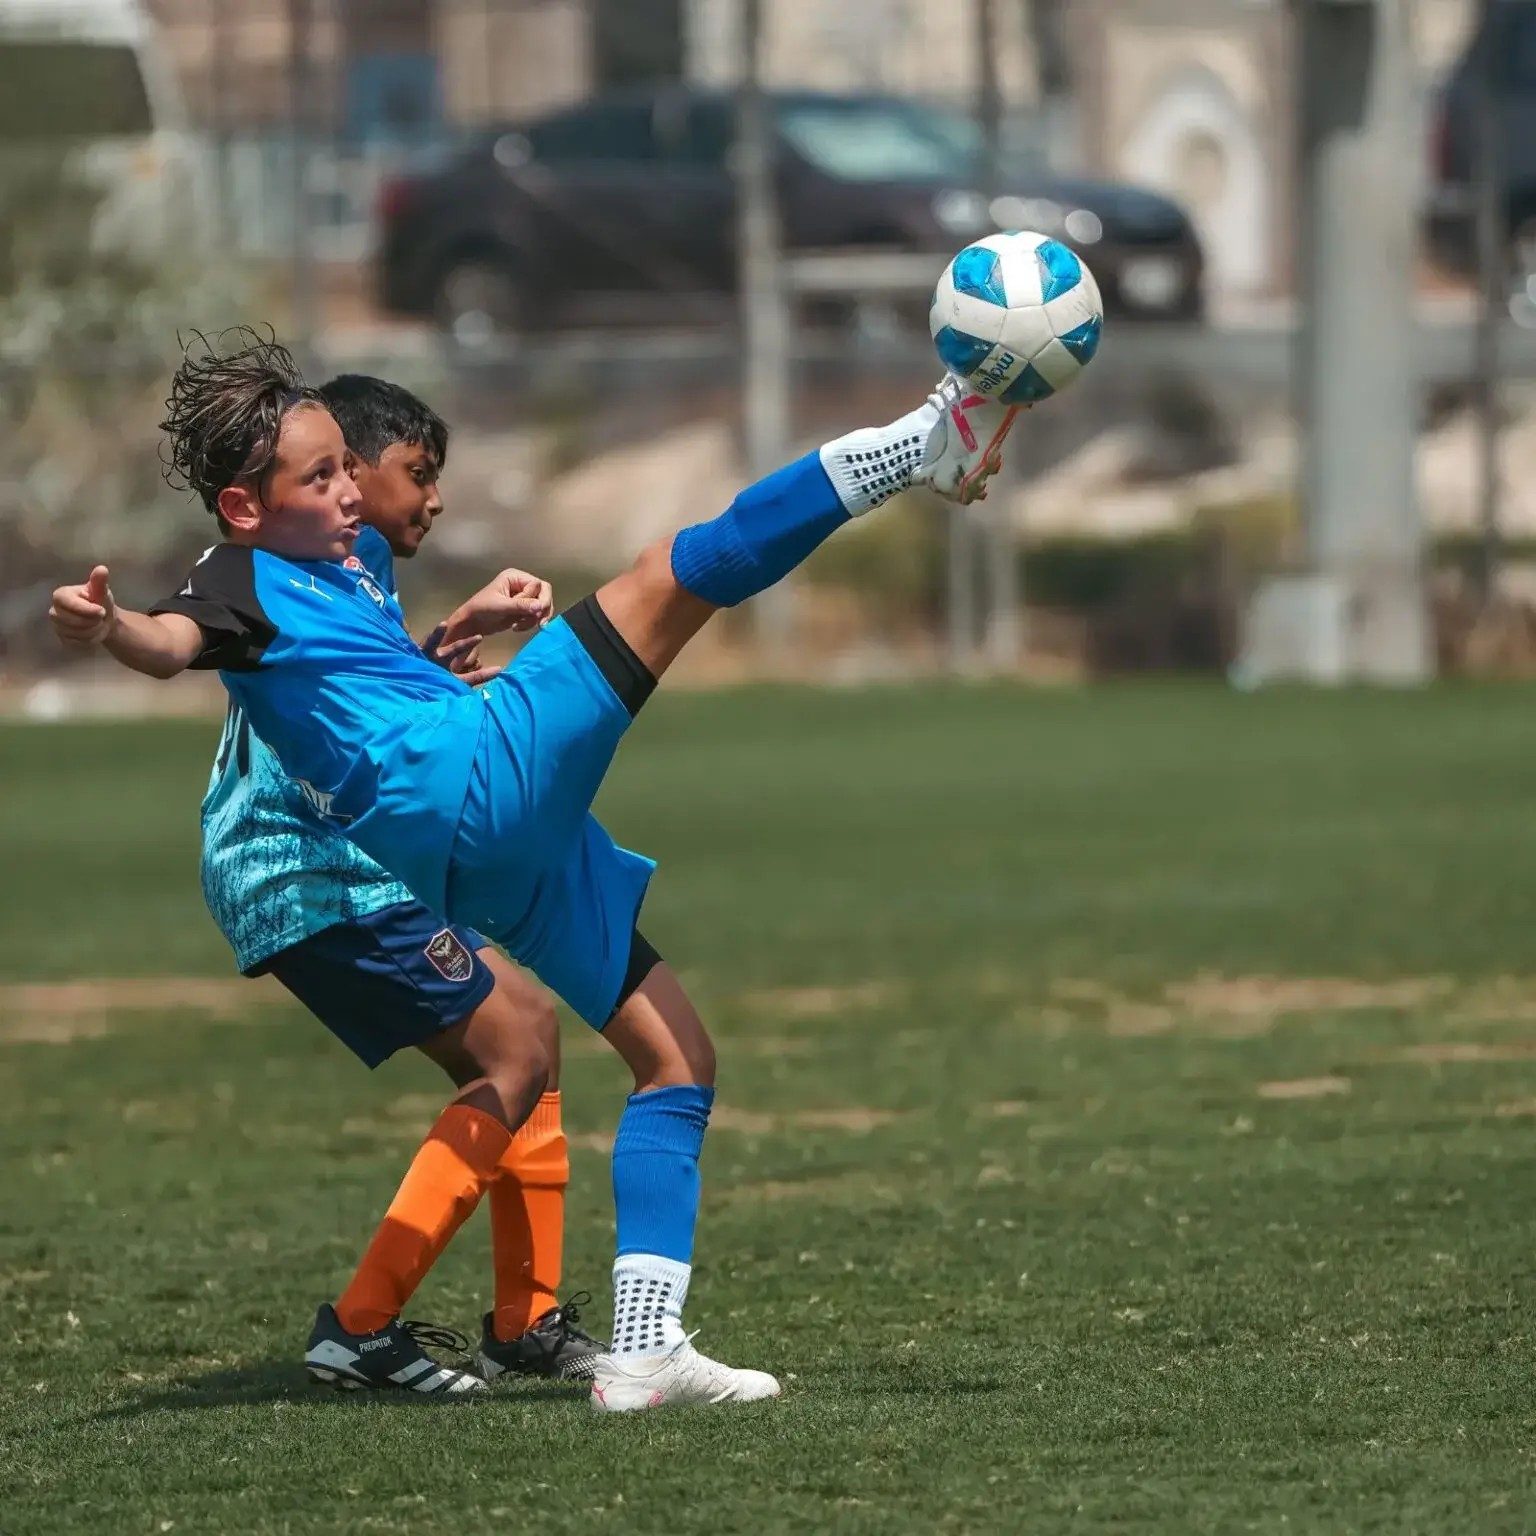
[591,381,1015,680]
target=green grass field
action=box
[4,684,1536,1534]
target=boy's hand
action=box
[50,566,117,648]
[439,570,554,647]
[49,571,202,679]
[421,626,503,688]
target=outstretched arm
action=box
[49,566,204,680]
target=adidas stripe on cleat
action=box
[304,1303,486,1395]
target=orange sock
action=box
[489,1091,569,1341]
[335,1103,511,1335]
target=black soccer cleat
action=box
[305,1303,486,1395]
[476,1291,607,1383]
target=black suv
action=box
[1427,0,1536,293]
[375,87,1205,338]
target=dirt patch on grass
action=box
[1393,1041,1536,1064]
[796,1107,902,1133]
[1446,976,1536,1025]
[1173,975,1452,1028]
[712,1104,904,1136]
[1257,1076,1352,1100]
[1046,973,1460,1038]
[717,1035,821,1059]
[712,1171,906,1206]
[738,981,905,1019]
[1050,980,1174,1037]
[335,1094,452,1141]
[0,976,285,1043]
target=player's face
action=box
[226,406,362,561]
[353,441,443,559]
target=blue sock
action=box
[611,1083,715,1263]
[670,451,849,608]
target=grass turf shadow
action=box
[817,1365,1013,1398]
[94,1360,588,1415]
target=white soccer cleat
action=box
[912,373,1022,506]
[589,1335,781,1412]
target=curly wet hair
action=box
[159,327,323,514]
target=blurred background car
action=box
[0,0,203,258]
[374,86,1206,342]
[1426,0,1536,309]
[0,0,1511,688]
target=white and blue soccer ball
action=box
[929,231,1103,405]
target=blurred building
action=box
[1066,0,1289,302]
[145,0,1034,137]
[143,0,732,138]
[684,0,1037,105]
[139,0,1480,302]
[1069,0,1475,303]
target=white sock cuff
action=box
[611,1254,692,1358]
[819,399,940,517]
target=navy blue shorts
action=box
[264,902,496,1068]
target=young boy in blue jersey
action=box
[196,372,602,1394]
[51,329,1019,1410]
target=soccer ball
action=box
[929,232,1103,406]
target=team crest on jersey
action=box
[343,556,365,571]
[424,929,474,983]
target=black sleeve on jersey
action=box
[148,544,276,672]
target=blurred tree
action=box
[0,149,253,658]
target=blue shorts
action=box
[263,902,495,1068]
[445,604,656,1030]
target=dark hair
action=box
[316,374,450,471]
[160,327,322,514]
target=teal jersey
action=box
[153,524,478,917]
[197,529,415,973]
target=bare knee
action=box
[592,541,715,679]
[681,1024,716,1088]
[418,963,558,1126]
[602,963,717,1093]
[627,1028,715,1095]
[479,992,558,1103]
[645,1023,715,1091]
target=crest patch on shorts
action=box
[424,929,475,983]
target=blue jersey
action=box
[153,531,483,914]
[196,529,414,974]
